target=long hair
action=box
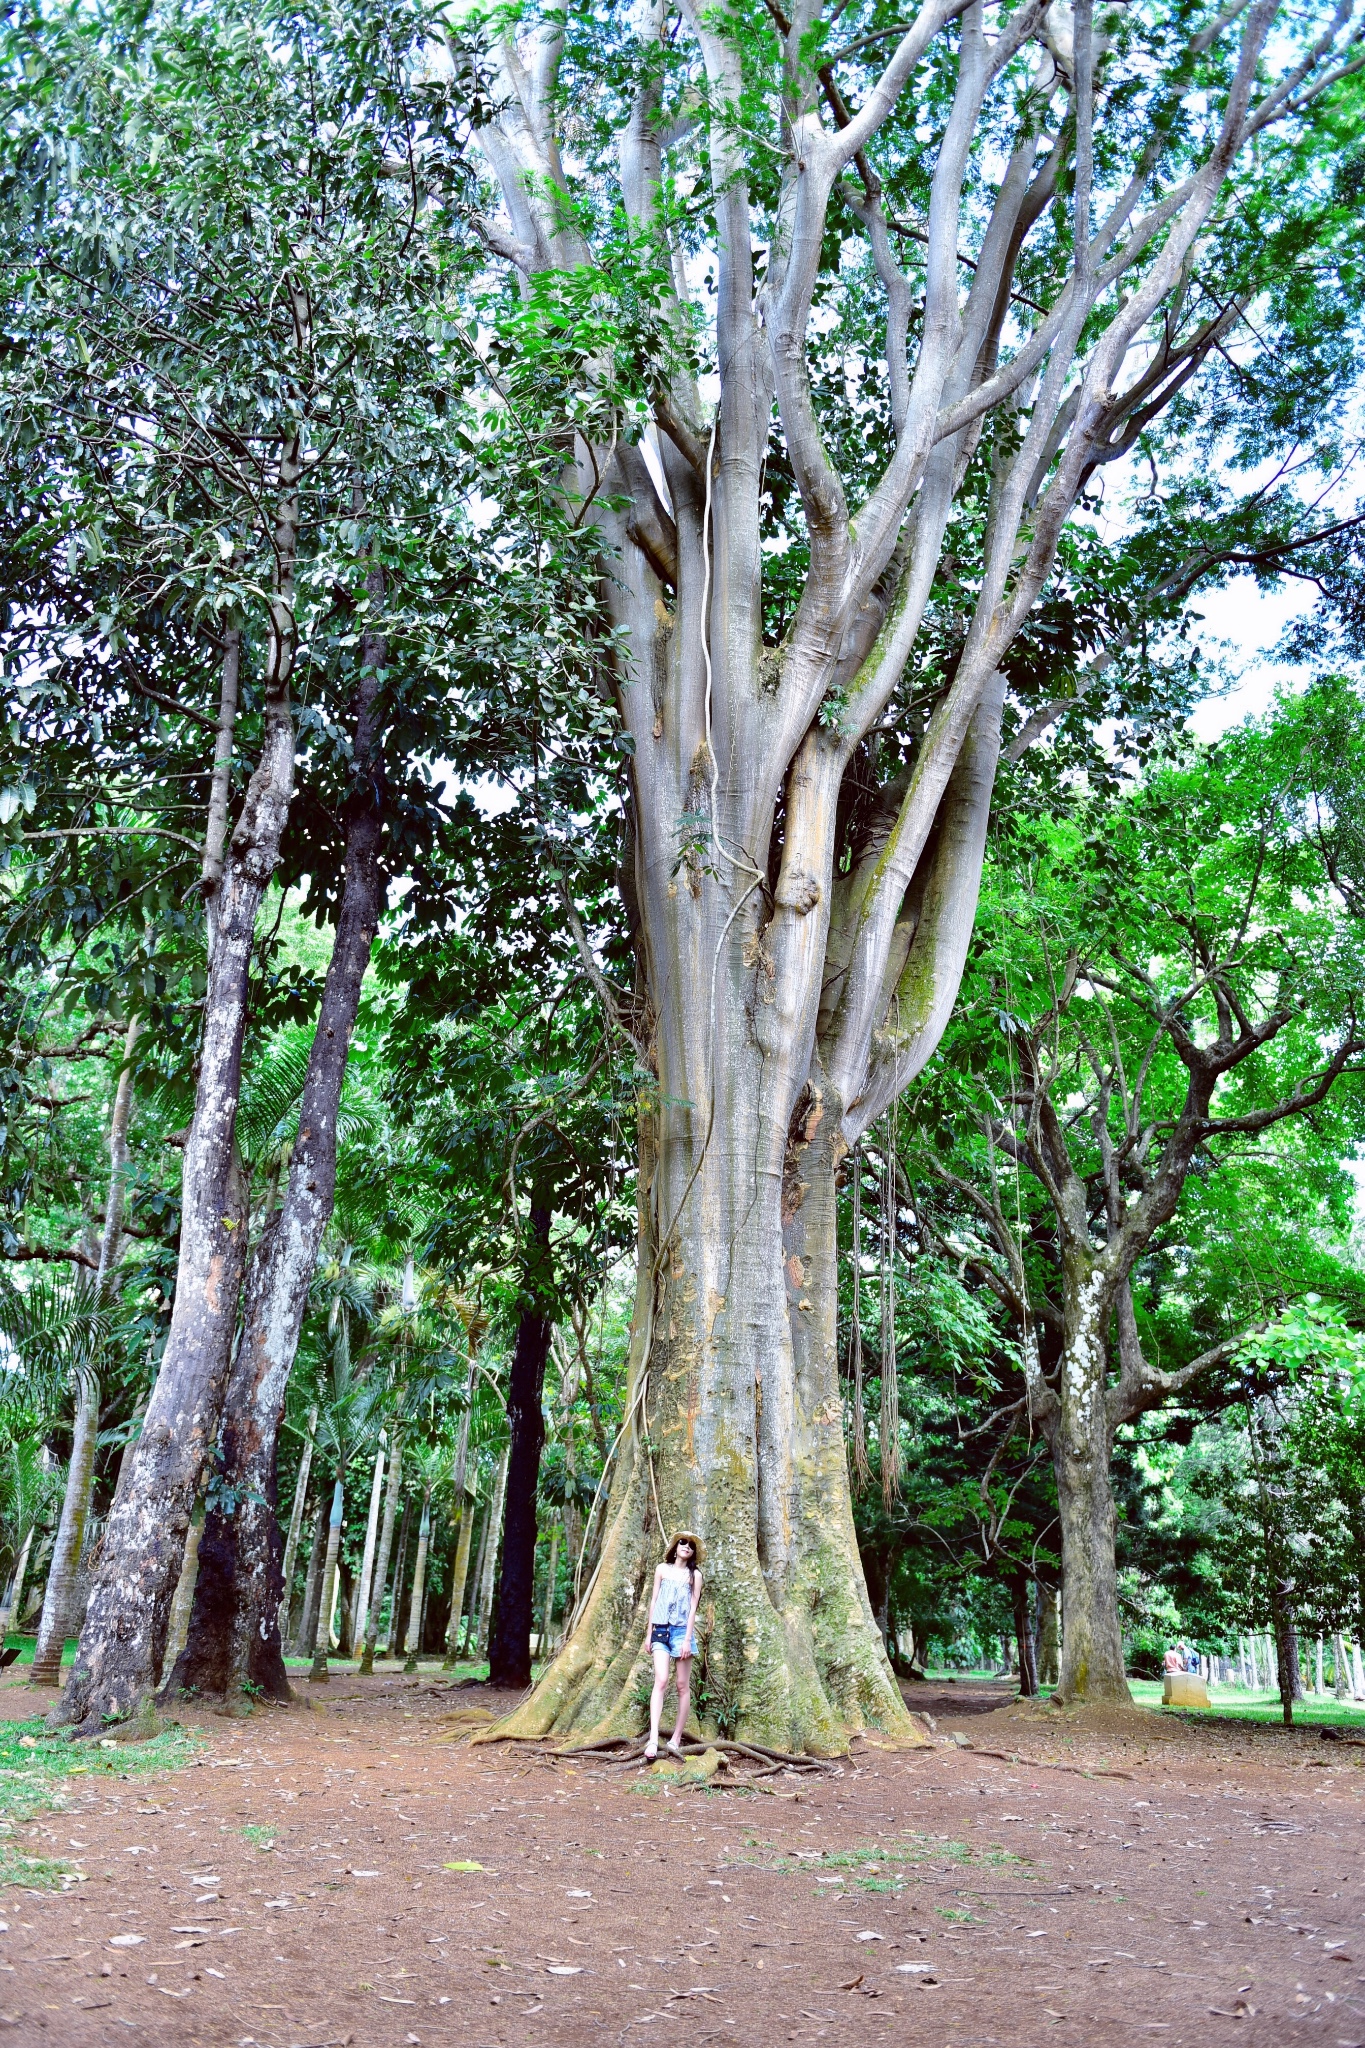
[665,1532,698,1591]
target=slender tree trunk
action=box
[1334,1632,1349,1700]
[387,1499,413,1658]
[360,1434,402,1676]
[294,1495,329,1658]
[1013,1577,1038,1697]
[0,1526,36,1643]
[62,437,302,1733]
[402,1496,432,1676]
[355,1441,386,1648]
[541,1518,560,1659]
[172,594,385,1705]
[32,1015,141,1688]
[441,1399,474,1668]
[475,1451,508,1661]
[202,615,242,962]
[309,1476,345,1683]
[464,1500,490,1660]
[277,1405,317,1642]
[489,1203,554,1688]
[1315,1634,1324,1695]
[444,1489,477,1667]
[1271,1580,1300,1726]
[161,1493,207,1686]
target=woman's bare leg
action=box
[645,1643,671,1758]
[668,1654,692,1750]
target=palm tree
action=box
[0,1272,125,1682]
[303,1258,383,1683]
[0,1424,62,1641]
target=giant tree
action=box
[473,0,1365,1748]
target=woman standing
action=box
[642,1533,703,1761]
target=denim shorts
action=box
[650,1622,694,1658]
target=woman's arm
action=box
[642,1565,663,1651]
[686,1573,702,1642]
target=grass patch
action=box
[241,1824,276,1850]
[1126,1680,1365,1727]
[0,1717,204,1891]
[754,1835,1026,1894]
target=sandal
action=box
[643,1745,658,1761]
[665,1739,684,1757]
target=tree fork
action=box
[167,586,385,1706]
[59,435,302,1733]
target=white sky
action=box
[1183,574,1318,742]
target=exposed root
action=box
[960,1745,1134,1780]
[484,1731,840,1781]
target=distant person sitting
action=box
[1163,1646,1182,1675]
[1186,1646,1200,1674]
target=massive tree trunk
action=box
[31,1015,141,1689]
[474,0,1289,1754]
[503,1062,918,1751]
[167,599,385,1707]
[1036,1582,1060,1688]
[60,435,302,1732]
[488,1201,554,1689]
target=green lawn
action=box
[1126,1677,1365,1726]
[2,1635,77,1666]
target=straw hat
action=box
[665,1530,706,1565]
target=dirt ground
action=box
[0,1668,1360,2048]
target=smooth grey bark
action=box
[463,1497,490,1660]
[277,1404,317,1641]
[294,1494,329,1657]
[355,1442,386,1648]
[359,1434,402,1675]
[32,1014,141,1688]
[309,1475,345,1682]
[480,0,1317,1749]
[387,1497,414,1657]
[402,1495,432,1675]
[61,430,303,1732]
[0,1526,36,1643]
[541,1518,560,1656]
[440,1345,478,1666]
[475,1450,509,1660]
[443,1496,476,1665]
